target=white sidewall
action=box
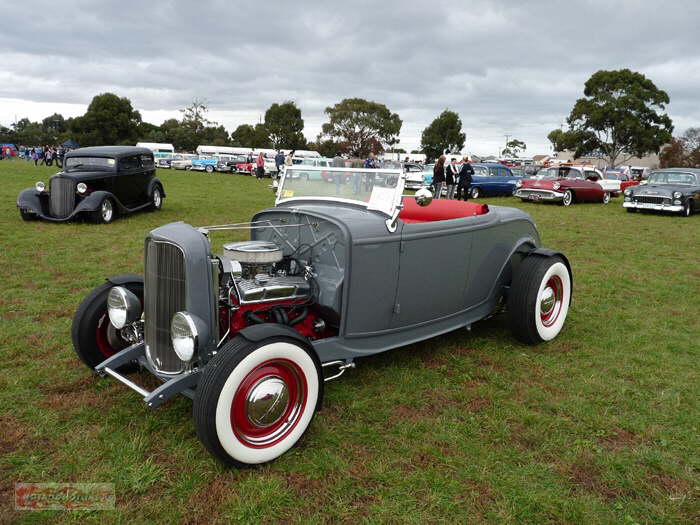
[534,262,571,341]
[214,341,319,464]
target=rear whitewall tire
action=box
[508,256,571,344]
[194,337,321,467]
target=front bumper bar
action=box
[623,201,682,213]
[95,343,200,409]
[513,188,564,201]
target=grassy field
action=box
[0,160,698,524]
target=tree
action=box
[42,113,66,133]
[547,129,568,152]
[320,98,402,157]
[230,123,272,148]
[71,93,142,146]
[420,110,465,161]
[550,69,673,167]
[659,128,700,168]
[502,139,527,157]
[264,101,306,149]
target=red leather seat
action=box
[399,197,489,224]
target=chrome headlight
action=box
[552,182,561,190]
[624,188,632,196]
[170,312,207,362]
[35,181,45,192]
[673,191,682,199]
[77,182,87,194]
[107,286,142,329]
[516,179,522,187]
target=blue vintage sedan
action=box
[468,163,521,198]
[422,163,521,198]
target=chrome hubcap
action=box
[246,376,289,427]
[154,190,161,206]
[102,201,112,221]
[540,287,556,317]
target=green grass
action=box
[0,160,698,524]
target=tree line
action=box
[1,69,683,166]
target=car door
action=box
[116,155,142,205]
[392,221,474,328]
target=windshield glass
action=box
[278,166,403,216]
[648,171,697,185]
[64,157,116,171]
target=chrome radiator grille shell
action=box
[144,239,187,374]
[49,177,75,218]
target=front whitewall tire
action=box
[214,342,318,464]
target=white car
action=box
[404,163,427,190]
[171,154,198,170]
[582,168,622,194]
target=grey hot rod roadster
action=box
[72,165,572,466]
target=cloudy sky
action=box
[2,0,699,155]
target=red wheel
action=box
[71,279,143,370]
[194,337,322,466]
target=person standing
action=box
[332,152,344,194]
[255,152,265,179]
[433,155,446,199]
[446,158,459,199]
[274,150,285,179]
[363,152,377,192]
[457,156,474,200]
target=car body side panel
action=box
[254,201,540,363]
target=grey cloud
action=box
[1,0,699,153]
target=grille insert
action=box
[49,178,75,218]
[634,195,669,205]
[144,240,187,374]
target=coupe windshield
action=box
[648,172,697,185]
[278,166,402,216]
[64,157,116,171]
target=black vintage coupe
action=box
[17,146,165,223]
[623,168,700,217]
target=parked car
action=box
[71,165,572,467]
[514,166,611,206]
[468,163,522,198]
[574,167,621,195]
[629,166,651,181]
[602,171,640,193]
[404,163,427,190]
[171,153,198,170]
[236,159,255,174]
[623,168,699,216]
[191,156,219,173]
[225,155,249,172]
[17,146,165,223]
[154,152,174,169]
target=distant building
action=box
[554,150,659,170]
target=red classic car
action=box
[236,162,255,174]
[513,166,611,206]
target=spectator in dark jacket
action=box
[445,158,459,199]
[456,156,474,200]
[433,155,446,199]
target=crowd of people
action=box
[0,144,71,167]
[432,155,474,200]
